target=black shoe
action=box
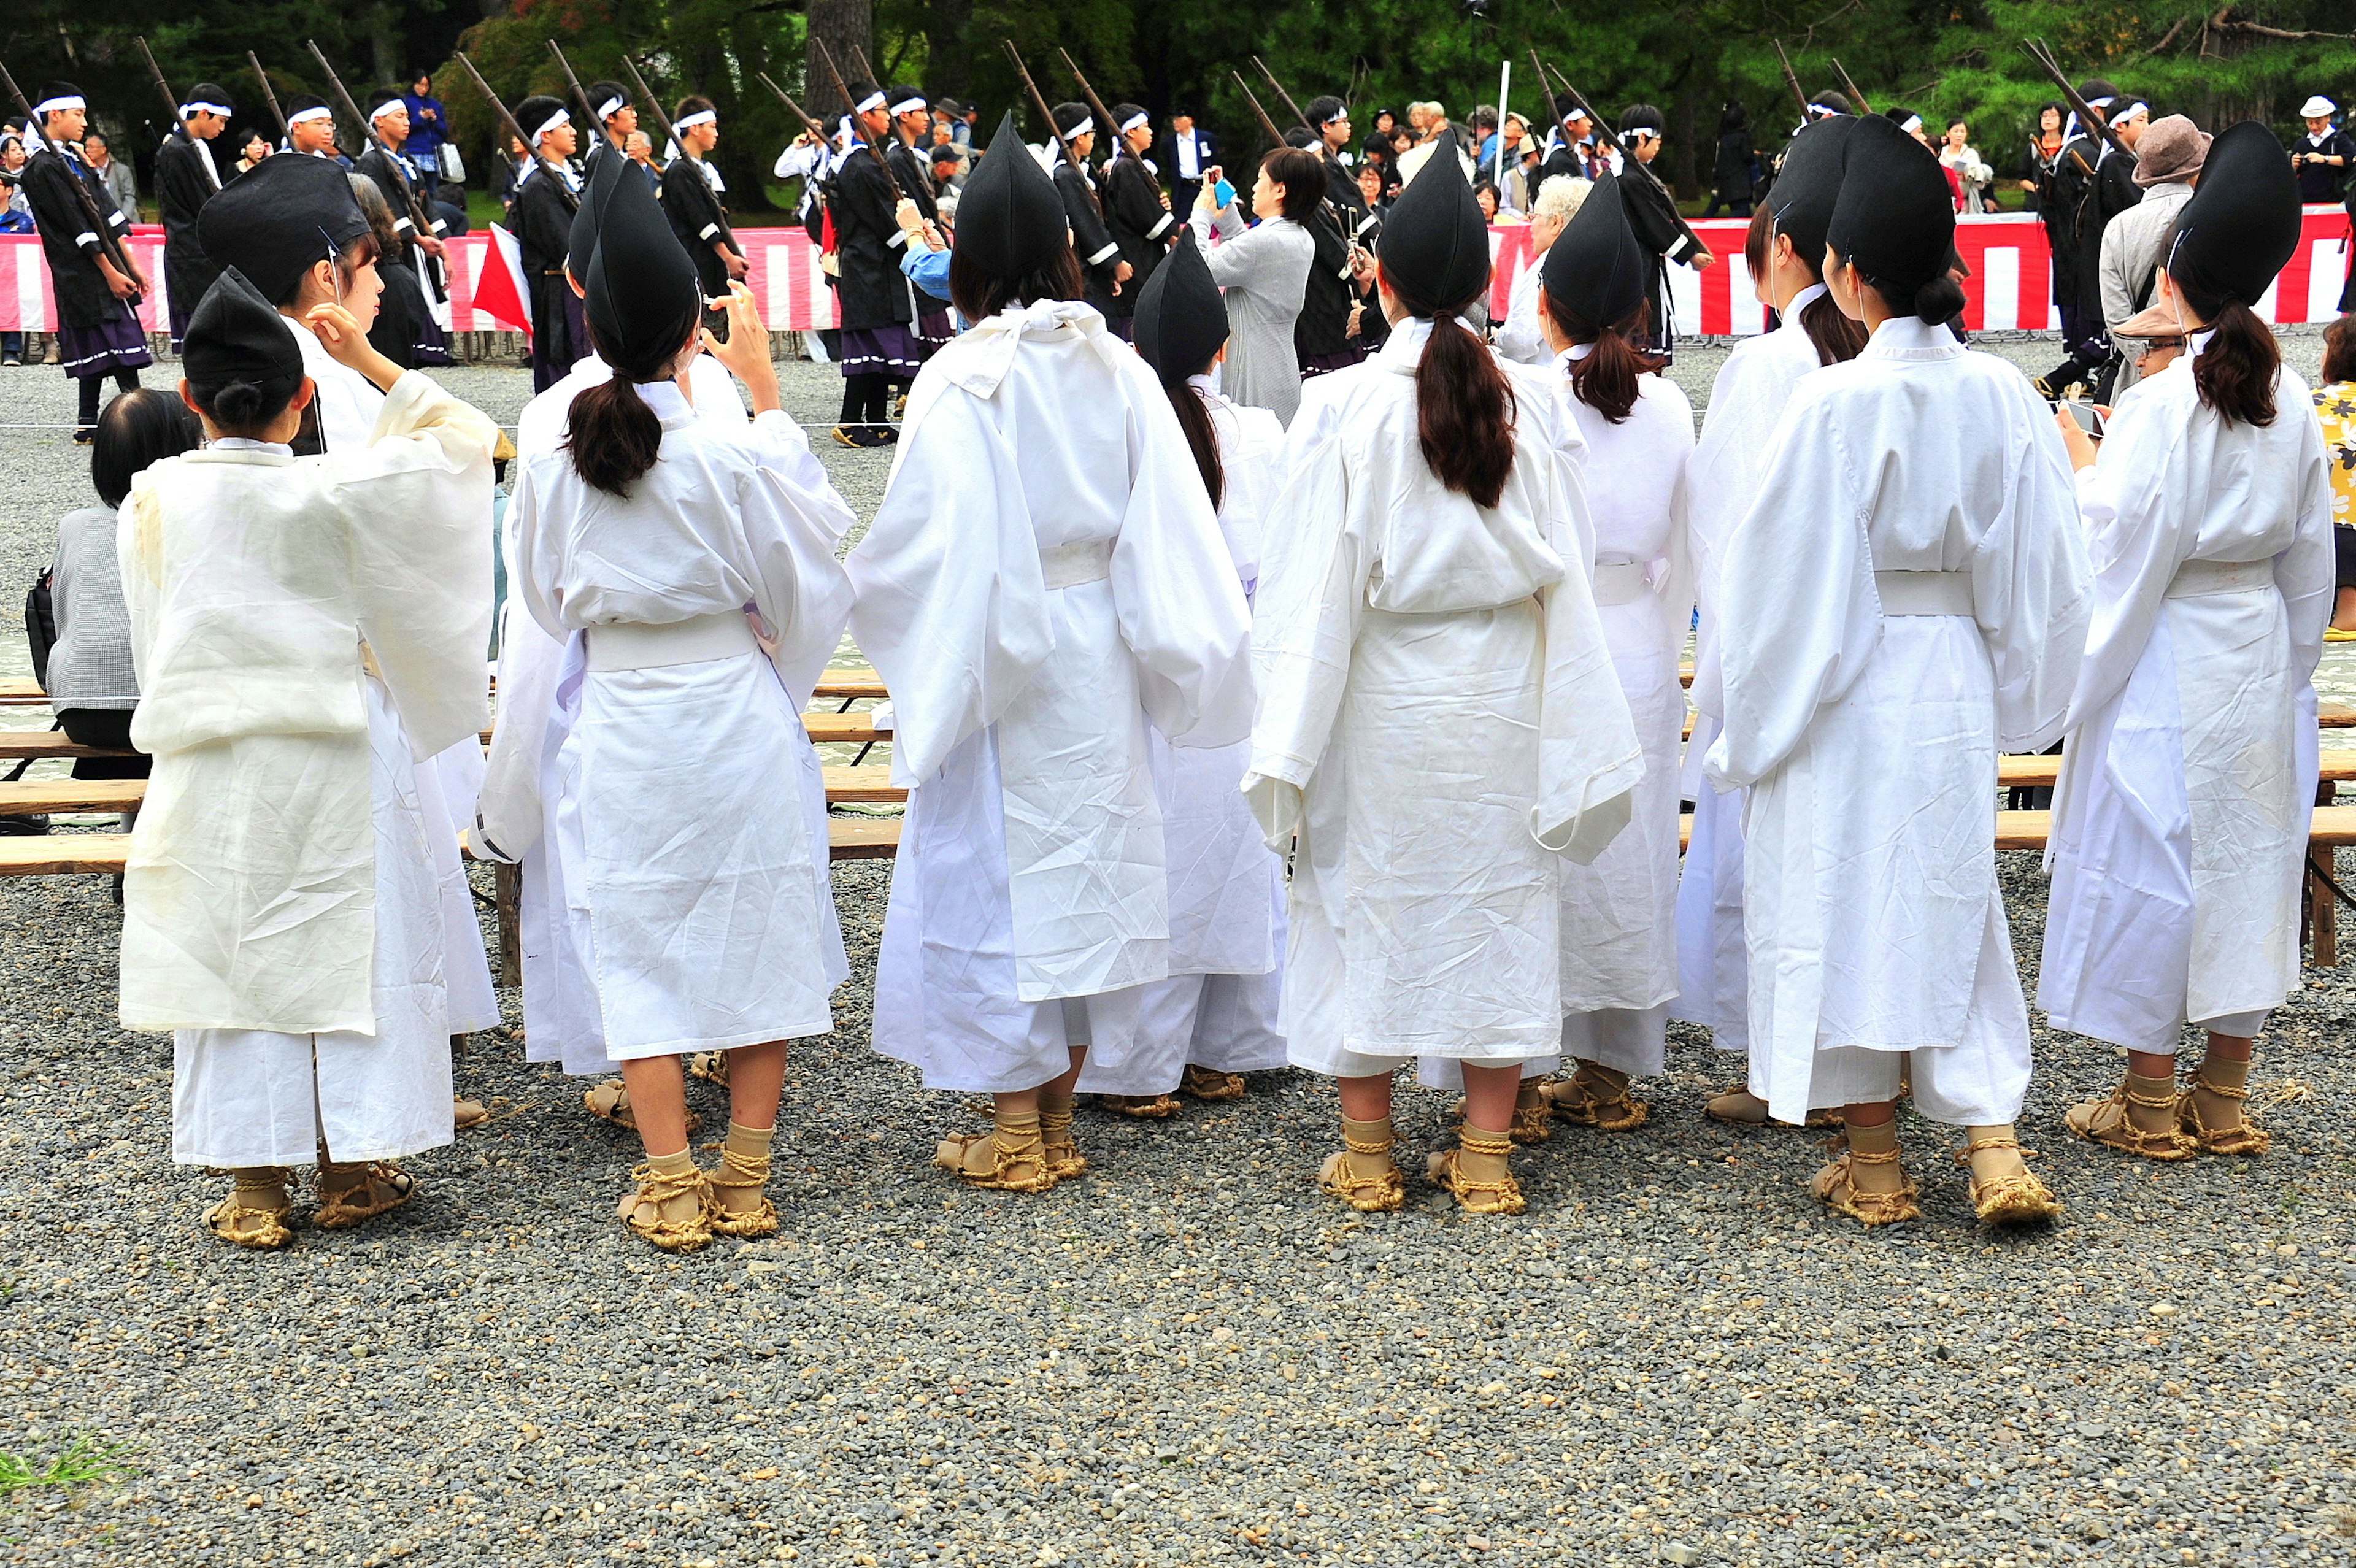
[873,425,899,445]
[830,425,864,448]
[72,427,95,445]
[1,355,22,367]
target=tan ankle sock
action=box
[1842,1117,1906,1193]
[2190,1055,2251,1123]
[716,1121,774,1211]
[229,1166,291,1210]
[994,1106,1044,1144]
[2126,1070,2180,1134]
[724,1121,775,1161]
[1963,1124,2028,1181]
[1341,1115,1396,1180]
[644,1145,704,1224]
[1039,1093,1077,1129]
[1457,1126,1514,1183]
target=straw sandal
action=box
[706,1145,779,1239]
[2177,1070,2269,1156]
[934,1124,1058,1193]
[1317,1121,1404,1213]
[202,1170,295,1250]
[1178,1065,1247,1102]
[1955,1133,2062,1226]
[1426,1130,1528,1216]
[583,1082,701,1138]
[314,1162,417,1229]
[1542,1066,1649,1132]
[1704,1084,1844,1129]
[688,1051,731,1088]
[1809,1136,1920,1228]
[1097,1093,1182,1119]
[2065,1080,2196,1161]
[618,1161,715,1253]
[1039,1099,1088,1182]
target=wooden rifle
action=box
[2020,39,2135,164]
[1252,56,1317,134]
[1057,47,1125,170]
[136,36,220,193]
[1231,71,1285,148]
[245,52,288,142]
[450,52,579,213]
[0,58,144,303]
[545,41,607,152]
[1771,41,1810,118]
[755,71,836,145]
[1830,60,1872,116]
[305,39,446,276]
[1529,53,1709,261]
[1004,41,1104,216]
[810,38,896,180]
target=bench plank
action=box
[0,734,133,762]
[0,833,132,875]
[822,766,904,803]
[0,780,144,815]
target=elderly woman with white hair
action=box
[1494,174,1592,364]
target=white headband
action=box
[1061,116,1094,138]
[180,99,232,120]
[1321,105,1349,125]
[1806,103,1840,119]
[890,95,928,117]
[534,107,571,140]
[288,105,334,126]
[33,94,85,117]
[1899,114,1923,134]
[1119,110,1150,134]
[596,95,627,123]
[2084,95,2114,110]
[369,99,406,123]
[2118,101,2149,122]
[853,91,887,115]
[673,109,716,133]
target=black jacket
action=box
[510,165,582,365]
[357,145,446,272]
[153,133,221,307]
[825,150,914,331]
[1617,165,1701,353]
[1101,153,1174,318]
[2296,128,2356,204]
[1293,206,1360,361]
[21,145,134,330]
[885,139,939,225]
[660,156,739,301]
[1054,159,1121,316]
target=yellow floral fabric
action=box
[2317,380,2356,529]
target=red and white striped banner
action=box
[9,209,2349,336]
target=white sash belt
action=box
[1875,569,1974,617]
[585,610,758,672]
[1042,538,1116,590]
[1590,559,1650,607]
[2166,558,2274,599]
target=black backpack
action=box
[25,566,55,691]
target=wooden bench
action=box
[0,770,907,817]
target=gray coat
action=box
[47,504,139,709]
[2100,179,2191,396]
[1190,202,1312,425]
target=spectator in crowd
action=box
[1163,107,1218,215]
[930,140,964,199]
[1471,106,1499,166]
[233,127,271,175]
[1,134,27,365]
[2315,316,2356,634]
[1398,103,1474,186]
[1495,172,1590,364]
[1190,146,1320,423]
[402,72,447,202]
[1356,160,1388,226]
[1940,120,1995,212]
[625,129,661,190]
[2293,95,2354,204]
[933,99,968,148]
[2020,101,2068,213]
[2099,114,2209,398]
[1705,101,1756,218]
[1473,179,1501,222]
[48,388,204,781]
[82,128,139,218]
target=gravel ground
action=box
[3,337,2355,1567]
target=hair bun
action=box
[209,380,268,427]
[1912,273,1966,326]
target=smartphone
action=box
[1214,176,1236,209]
[2057,399,2104,439]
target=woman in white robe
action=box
[1076,231,1290,1116]
[1674,120,1868,1125]
[1247,155,1642,1216]
[2039,124,2333,1162]
[121,267,495,1248]
[1705,117,2090,1228]
[1523,175,1696,1138]
[850,115,1255,1194]
[501,173,856,1253]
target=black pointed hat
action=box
[583,148,704,375]
[567,142,631,282]
[1134,229,1228,383]
[199,150,372,304]
[1378,145,1490,309]
[2165,120,2301,310]
[1762,113,1857,274]
[1824,110,1954,291]
[182,266,305,394]
[953,111,1071,279]
[1540,172,1648,328]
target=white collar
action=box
[930,298,1124,399]
[1376,314,1433,373]
[1553,344,1595,373]
[636,377,696,428]
[1860,313,1964,361]
[1780,282,1828,321]
[206,436,295,456]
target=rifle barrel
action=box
[1252,56,1315,132]
[245,52,287,137]
[546,41,602,139]
[1231,71,1285,147]
[450,52,579,212]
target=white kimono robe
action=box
[501,379,855,1061]
[2039,353,2333,1053]
[1554,366,1695,1077]
[1077,380,1290,1097]
[852,299,1256,1094]
[1247,318,1644,1077]
[1705,316,2092,1127]
[118,375,497,1164]
[1673,285,1831,1061]
[297,328,501,1034]
[483,351,749,1074]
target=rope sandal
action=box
[1096,1093,1182,1119]
[1317,1122,1405,1213]
[1704,1085,1845,1129]
[1542,1066,1650,1132]
[1954,1134,2062,1226]
[706,1146,779,1238]
[314,1162,418,1230]
[2065,1080,2195,1161]
[1809,1136,1920,1228]
[1178,1064,1248,1102]
[2177,1072,2270,1157]
[1445,1083,1555,1145]
[617,1161,715,1253]
[934,1121,1058,1193]
[1038,1099,1088,1182]
[688,1051,732,1088]
[453,1097,490,1131]
[583,1082,701,1138]
[202,1170,295,1250]
[1426,1129,1527,1216]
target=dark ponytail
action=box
[564,318,671,496]
[2188,294,2279,428]
[1542,296,1665,425]
[1391,279,1517,508]
[1797,289,1868,366]
[1165,380,1225,513]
